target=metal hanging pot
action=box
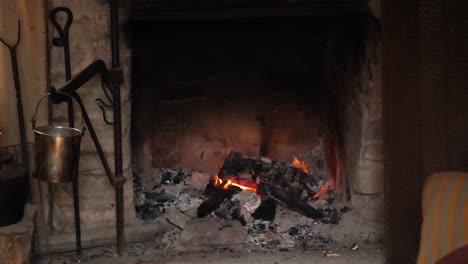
[32,93,83,183]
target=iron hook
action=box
[50,7,73,47]
[97,104,114,125]
[95,98,112,108]
[94,79,114,125]
[101,79,114,105]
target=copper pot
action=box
[33,125,82,183]
[32,94,83,183]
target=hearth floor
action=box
[34,246,384,264]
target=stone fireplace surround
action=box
[31,0,384,255]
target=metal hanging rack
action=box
[40,0,125,258]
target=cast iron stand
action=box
[48,1,125,257]
[109,0,125,255]
[48,59,126,256]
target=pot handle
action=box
[31,93,50,130]
[31,92,85,134]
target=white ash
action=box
[164,207,192,229]
[134,167,206,222]
[158,226,184,251]
[352,244,360,251]
[232,191,261,214]
[176,193,203,212]
[308,198,328,208]
[153,167,191,186]
[189,171,212,190]
[273,207,314,233]
[232,190,262,222]
[138,190,203,222]
[245,206,340,250]
[134,190,146,207]
[180,217,248,246]
[216,199,242,222]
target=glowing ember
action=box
[291,157,334,199]
[313,180,334,198]
[213,156,334,200]
[292,156,309,174]
[213,175,257,192]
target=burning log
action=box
[199,151,336,222]
[217,151,329,199]
[197,183,241,218]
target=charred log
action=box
[252,198,277,221]
[198,183,241,217]
[257,182,323,219]
[199,151,336,222]
[218,151,327,198]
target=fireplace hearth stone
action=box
[180,218,248,246]
[132,165,383,254]
[34,244,385,264]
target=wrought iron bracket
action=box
[108,68,124,86]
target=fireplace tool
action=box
[32,60,125,259]
[50,7,74,123]
[0,20,29,180]
[47,6,75,242]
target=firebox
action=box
[132,17,333,173]
[129,1,384,254]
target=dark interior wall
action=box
[444,1,468,170]
[383,0,468,263]
[130,0,369,19]
[420,0,468,173]
[131,18,334,173]
[382,0,422,263]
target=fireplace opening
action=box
[130,14,384,251]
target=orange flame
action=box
[213,175,257,191]
[213,157,334,200]
[291,157,335,199]
[292,157,309,174]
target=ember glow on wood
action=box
[197,151,342,223]
[213,174,257,192]
[214,151,332,199]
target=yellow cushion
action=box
[417,171,468,264]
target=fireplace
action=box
[7,0,467,262]
[129,2,384,252]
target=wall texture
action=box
[348,39,384,195]
[341,2,383,195]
